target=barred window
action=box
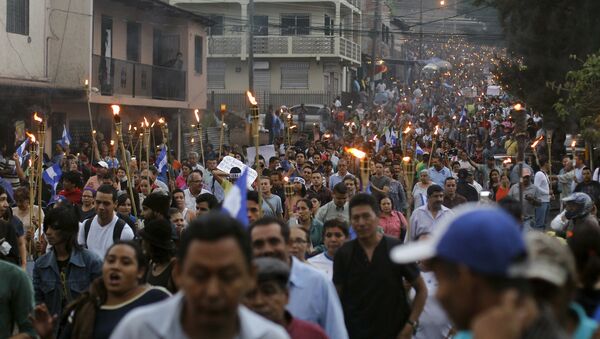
[6,0,29,35]
[281,62,309,89]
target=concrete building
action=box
[171,0,361,112]
[0,0,210,159]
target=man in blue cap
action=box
[391,205,568,339]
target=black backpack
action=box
[83,218,127,246]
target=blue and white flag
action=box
[222,168,249,227]
[61,124,71,148]
[416,143,425,155]
[42,163,62,195]
[16,138,29,166]
[155,146,167,176]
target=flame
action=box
[110,140,115,146]
[93,130,97,134]
[158,117,165,124]
[111,105,120,116]
[503,158,512,164]
[128,124,132,131]
[143,117,149,127]
[151,122,155,128]
[191,137,195,143]
[402,156,411,163]
[434,125,440,135]
[346,148,367,159]
[133,126,137,131]
[140,122,144,128]
[323,133,331,139]
[194,109,200,123]
[246,91,258,106]
[531,136,543,148]
[513,103,523,111]
[284,176,289,183]
[33,112,42,123]
[84,79,89,86]
[571,140,577,148]
[287,114,292,119]
[403,126,411,134]
[25,132,36,143]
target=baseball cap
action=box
[508,232,576,286]
[391,205,526,276]
[95,161,109,169]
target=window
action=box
[253,15,268,36]
[324,15,334,36]
[126,22,141,62]
[281,62,309,89]
[210,15,224,36]
[6,0,29,35]
[281,15,309,36]
[194,36,203,74]
[207,60,225,88]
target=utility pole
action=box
[370,0,381,91]
[248,0,255,94]
[419,0,423,60]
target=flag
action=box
[416,143,424,155]
[222,168,249,227]
[0,177,14,203]
[61,124,71,148]
[155,146,167,176]
[390,128,398,146]
[43,163,62,196]
[16,138,29,166]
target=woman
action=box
[116,194,137,231]
[294,199,324,253]
[307,193,321,218]
[138,177,151,206]
[33,206,102,329]
[171,189,195,225]
[0,185,27,268]
[289,177,307,213]
[488,169,501,200]
[289,226,310,262]
[32,241,170,339]
[78,188,97,222]
[495,173,511,202]
[378,197,408,240]
[12,187,44,258]
[175,162,191,190]
[412,169,432,211]
[139,219,177,293]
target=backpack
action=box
[84,217,127,247]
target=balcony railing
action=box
[92,55,186,101]
[208,35,360,64]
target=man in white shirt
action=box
[328,159,354,189]
[533,159,552,230]
[308,219,348,280]
[141,167,169,192]
[184,170,211,212]
[78,184,134,258]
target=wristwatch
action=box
[407,319,419,335]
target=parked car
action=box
[259,104,325,131]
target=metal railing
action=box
[92,55,186,101]
[208,90,334,113]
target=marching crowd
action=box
[1,40,600,339]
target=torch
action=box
[530,135,543,166]
[138,124,144,167]
[284,176,294,217]
[402,124,412,156]
[247,91,263,215]
[33,113,45,243]
[427,125,440,168]
[194,109,206,167]
[547,130,553,176]
[111,105,138,218]
[403,156,415,239]
[128,124,134,158]
[346,148,369,192]
[144,117,150,165]
[25,132,36,256]
[286,113,293,146]
[219,104,226,159]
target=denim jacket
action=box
[33,248,102,317]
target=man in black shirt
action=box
[333,193,427,339]
[574,167,600,216]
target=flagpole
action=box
[34,113,45,243]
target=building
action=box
[171,0,361,112]
[0,0,210,159]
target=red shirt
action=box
[286,312,329,339]
[59,187,82,205]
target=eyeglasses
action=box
[325,232,344,238]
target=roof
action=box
[110,0,213,26]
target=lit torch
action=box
[346,147,369,192]
[111,105,138,218]
[428,125,440,168]
[33,113,45,244]
[247,91,262,215]
[194,109,205,166]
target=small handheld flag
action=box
[221,168,249,227]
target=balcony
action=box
[208,35,360,64]
[92,55,186,101]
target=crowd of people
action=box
[1,38,600,339]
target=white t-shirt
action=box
[412,271,453,339]
[78,214,135,258]
[184,188,212,212]
[307,252,333,280]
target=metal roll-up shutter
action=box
[207,60,226,89]
[281,62,309,89]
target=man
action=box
[329,159,353,189]
[390,207,567,339]
[270,170,286,207]
[322,160,334,187]
[308,172,332,206]
[78,184,135,258]
[315,183,349,224]
[301,165,313,188]
[195,193,220,217]
[142,166,169,192]
[308,219,349,280]
[111,213,289,338]
[466,170,483,194]
[59,170,83,205]
[290,153,308,179]
[334,194,427,339]
[0,259,35,338]
[508,168,542,230]
[84,161,109,190]
[468,155,500,190]
[428,156,452,187]
[203,157,224,201]
[298,103,307,133]
[187,151,204,171]
[410,185,453,241]
[343,175,358,197]
[556,156,576,210]
[574,166,600,216]
[533,159,552,229]
[370,162,391,202]
[442,177,467,209]
[551,192,600,239]
[249,216,348,338]
[260,176,283,219]
[243,257,328,339]
[142,191,171,222]
[184,170,211,212]
[573,154,585,190]
[456,169,479,202]
[247,191,261,224]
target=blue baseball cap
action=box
[391,205,526,276]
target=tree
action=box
[475,0,600,128]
